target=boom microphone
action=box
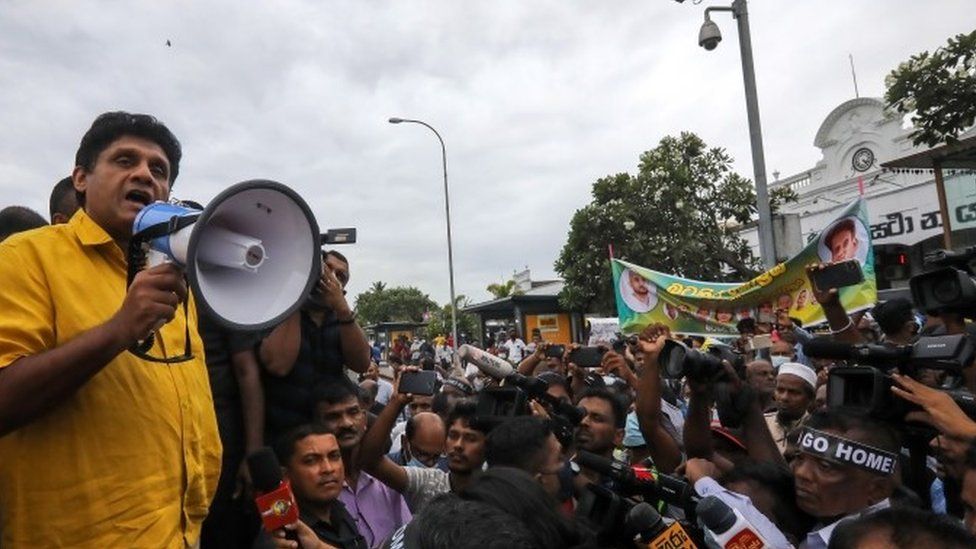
[575,451,699,514]
[459,344,585,424]
[247,448,301,543]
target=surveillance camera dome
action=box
[698,20,722,50]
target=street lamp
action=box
[696,0,776,269]
[388,117,459,349]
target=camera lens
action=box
[933,278,961,303]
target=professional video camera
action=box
[657,339,752,428]
[910,246,976,317]
[459,345,585,446]
[806,335,976,423]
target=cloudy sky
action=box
[1,1,972,306]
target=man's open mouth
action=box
[125,189,153,207]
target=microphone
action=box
[697,496,772,549]
[458,344,515,378]
[803,337,910,365]
[575,451,699,513]
[460,344,586,424]
[626,503,697,548]
[247,448,301,542]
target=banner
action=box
[612,198,877,336]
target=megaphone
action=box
[128,180,321,360]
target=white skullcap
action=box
[777,362,817,390]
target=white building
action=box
[738,97,976,292]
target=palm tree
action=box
[369,281,387,294]
[486,279,522,299]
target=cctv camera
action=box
[698,20,722,50]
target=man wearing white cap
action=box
[764,362,817,453]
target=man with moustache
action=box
[574,387,626,487]
[0,112,220,546]
[792,410,899,549]
[312,380,410,549]
[272,425,367,549]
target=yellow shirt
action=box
[0,210,221,548]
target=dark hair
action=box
[273,423,334,466]
[49,176,77,221]
[74,112,182,206]
[486,416,554,474]
[460,467,594,549]
[737,317,756,334]
[447,399,490,434]
[828,506,976,549]
[0,206,48,241]
[872,298,916,338]
[402,493,535,549]
[311,378,360,408]
[323,249,349,278]
[720,461,813,542]
[805,409,901,456]
[578,387,626,429]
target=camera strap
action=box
[798,427,897,476]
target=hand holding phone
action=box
[398,370,438,396]
[568,346,606,368]
[811,260,864,292]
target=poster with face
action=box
[611,198,876,336]
[620,268,657,313]
[818,216,870,265]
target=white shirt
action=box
[801,498,890,549]
[503,338,527,363]
[694,477,793,549]
[375,378,394,406]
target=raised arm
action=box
[359,370,413,492]
[633,325,683,473]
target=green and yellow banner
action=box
[612,198,877,336]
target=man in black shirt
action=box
[273,424,367,549]
[260,250,371,440]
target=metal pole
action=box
[732,0,776,268]
[391,119,459,348]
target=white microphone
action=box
[457,344,515,379]
[697,496,774,549]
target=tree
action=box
[426,294,480,341]
[354,282,439,326]
[486,279,522,299]
[885,29,976,147]
[555,132,792,315]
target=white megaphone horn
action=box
[129,180,321,357]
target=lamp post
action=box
[388,117,459,349]
[697,0,776,269]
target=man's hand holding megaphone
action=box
[111,263,187,345]
[314,263,352,320]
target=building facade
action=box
[738,97,976,292]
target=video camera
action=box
[657,339,752,428]
[806,335,976,424]
[910,247,976,316]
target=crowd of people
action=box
[2,111,976,549]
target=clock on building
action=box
[852,147,875,172]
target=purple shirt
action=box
[339,471,412,549]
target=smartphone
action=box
[545,344,566,359]
[399,370,439,396]
[812,260,864,292]
[569,346,606,368]
[750,334,772,350]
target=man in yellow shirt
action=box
[0,112,221,547]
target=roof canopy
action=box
[881,134,976,170]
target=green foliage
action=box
[426,295,479,340]
[486,279,522,299]
[354,282,439,326]
[885,29,976,147]
[555,132,767,314]
[770,185,799,216]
